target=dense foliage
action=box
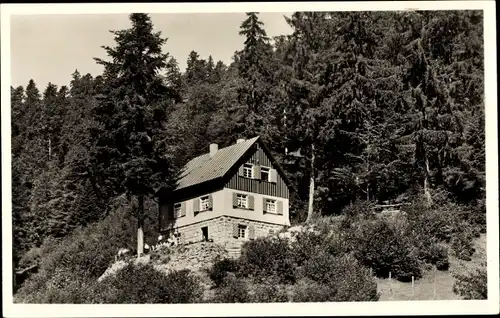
[452,262,487,300]
[11,11,485,302]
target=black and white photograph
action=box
[1,1,498,317]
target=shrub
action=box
[352,219,422,281]
[417,242,450,271]
[251,283,289,303]
[210,276,251,303]
[208,257,239,287]
[299,253,379,302]
[292,279,335,302]
[301,251,338,284]
[453,263,487,299]
[340,200,375,229]
[464,198,486,234]
[289,230,326,267]
[239,237,296,284]
[15,268,96,303]
[451,224,476,261]
[326,254,380,302]
[95,265,202,303]
[405,201,460,243]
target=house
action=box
[157,136,293,246]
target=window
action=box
[265,199,277,213]
[261,167,271,181]
[237,194,248,209]
[200,196,210,211]
[243,164,253,178]
[201,227,209,241]
[238,225,247,239]
[173,203,181,218]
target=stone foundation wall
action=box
[163,216,285,247]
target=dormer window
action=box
[243,164,253,178]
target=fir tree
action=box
[93,13,179,256]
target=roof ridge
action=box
[188,136,259,160]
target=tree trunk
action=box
[137,195,144,258]
[306,143,315,223]
[423,154,433,207]
[366,183,370,201]
[48,138,51,161]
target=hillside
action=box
[377,234,486,301]
[92,224,487,303]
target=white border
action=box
[1,1,498,317]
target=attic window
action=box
[261,167,271,182]
[243,164,253,178]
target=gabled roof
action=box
[175,136,259,191]
[174,136,296,194]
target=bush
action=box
[251,283,289,303]
[239,237,296,284]
[352,219,422,281]
[210,276,251,303]
[451,227,476,261]
[292,279,336,302]
[417,242,450,271]
[326,254,380,302]
[15,269,97,303]
[465,198,486,234]
[298,253,379,302]
[340,200,376,229]
[289,230,327,267]
[208,257,239,287]
[453,263,487,299]
[95,265,202,303]
[301,251,339,284]
[405,201,460,243]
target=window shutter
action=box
[249,225,255,240]
[254,164,261,180]
[277,200,283,215]
[238,165,244,177]
[263,197,267,213]
[270,169,277,183]
[232,192,238,208]
[248,195,254,210]
[180,202,186,217]
[232,223,239,238]
[193,198,200,213]
[208,194,213,210]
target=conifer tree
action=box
[93,13,179,256]
[236,12,274,138]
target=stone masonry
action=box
[163,216,284,248]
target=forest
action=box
[11,11,486,303]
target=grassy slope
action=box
[377,234,486,301]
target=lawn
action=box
[377,234,486,301]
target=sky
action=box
[10,13,293,89]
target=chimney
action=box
[237,138,246,144]
[209,143,218,158]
